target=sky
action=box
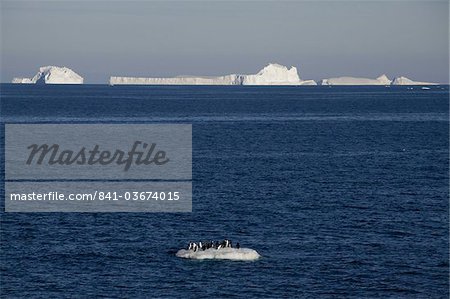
[1,1,448,83]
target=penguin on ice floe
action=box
[225,239,233,248]
[186,239,238,252]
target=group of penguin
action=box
[187,239,240,252]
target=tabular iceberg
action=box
[391,76,437,85]
[111,74,241,85]
[11,78,34,84]
[12,66,84,84]
[321,75,391,86]
[110,63,316,86]
[321,74,437,86]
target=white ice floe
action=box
[110,63,316,86]
[12,66,84,84]
[176,247,261,261]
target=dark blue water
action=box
[1,85,449,298]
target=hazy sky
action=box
[1,1,448,83]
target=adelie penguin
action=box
[186,239,237,251]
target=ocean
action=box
[1,84,449,298]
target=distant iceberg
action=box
[321,74,437,86]
[12,66,84,84]
[241,63,316,85]
[110,63,317,86]
[11,78,34,84]
[111,74,241,86]
[391,76,437,85]
[321,74,391,86]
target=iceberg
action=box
[176,247,261,261]
[241,63,316,85]
[391,76,437,85]
[110,63,316,86]
[320,74,438,86]
[12,66,84,84]
[321,74,391,86]
[11,78,33,84]
[110,74,242,85]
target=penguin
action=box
[236,242,240,249]
[188,242,192,250]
